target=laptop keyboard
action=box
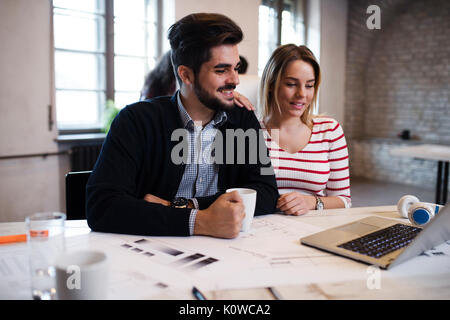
[337,224,422,259]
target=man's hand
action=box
[143,194,171,207]
[194,191,245,239]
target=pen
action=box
[192,286,207,300]
[0,234,27,244]
[267,286,283,300]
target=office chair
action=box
[65,171,91,220]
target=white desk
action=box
[391,144,450,205]
[1,206,450,300]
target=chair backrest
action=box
[65,171,91,220]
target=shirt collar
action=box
[176,91,228,129]
[176,91,192,129]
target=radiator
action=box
[70,145,102,172]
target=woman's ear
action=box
[177,65,194,86]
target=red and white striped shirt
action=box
[261,118,351,207]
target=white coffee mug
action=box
[55,250,108,300]
[226,188,257,232]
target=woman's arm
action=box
[325,121,352,208]
[233,91,255,111]
[277,119,351,215]
[277,193,345,216]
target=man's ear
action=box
[177,65,194,86]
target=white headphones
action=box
[397,195,442,226]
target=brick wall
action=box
[348,139,437,187]
[345,0,450,189]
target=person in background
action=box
[259,44,351,215]
[238,55,248,74]
[86,13,278,239]
[140,51,176,100]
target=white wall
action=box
[0,0,57,155]
[0,0,66,222]
[174,0,260,75]
[0,155,68,221]
[318,0,348,126]
[305,0,321,62]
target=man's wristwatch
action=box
[170,197,190,208]
[315,196,324,210]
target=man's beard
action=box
[194,78,236,112]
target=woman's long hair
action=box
[260,44,321,128]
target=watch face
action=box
[172,197,188,207]
[316,197,324,210]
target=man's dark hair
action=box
[167,13,243,85]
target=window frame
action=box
[258,0,306,75]
[53,0,163,134]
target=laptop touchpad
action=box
[336,222,379,236]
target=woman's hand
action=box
[277,192,316,216]
[143,194,171,206]
[233,91,255,111]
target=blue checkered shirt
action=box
[175,92,227,235]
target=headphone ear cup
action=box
[408,203,435,226]
[397,195,420,218]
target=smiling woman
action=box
[260,44,351,215]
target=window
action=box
[258,0,305,75]
[52,0,163,131]
[258,2,278,76]
[281,0,305,46]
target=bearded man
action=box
[86,13,278,238]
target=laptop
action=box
[300,204,450,269]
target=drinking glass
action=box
[26,212,66,300]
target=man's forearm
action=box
[86,189,192,236]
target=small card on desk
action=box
[206,287,280,300]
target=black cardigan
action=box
[86,94,279,236]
